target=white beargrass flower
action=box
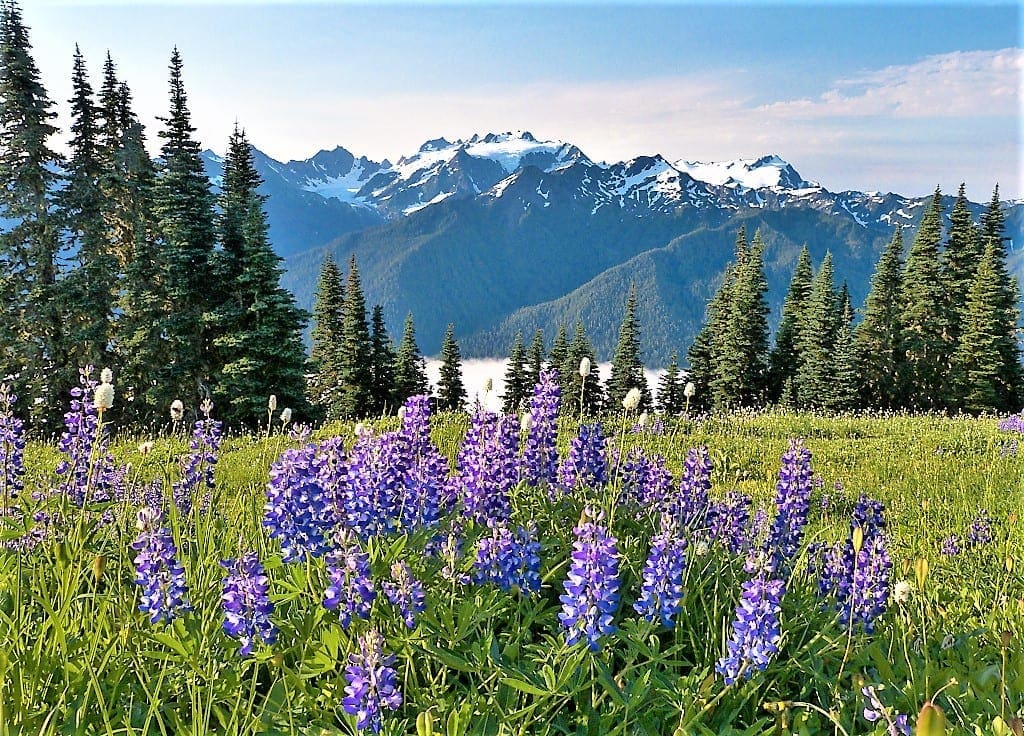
[683,381,696,398]
[268,394,277,412]
[138,440,154,456]
[94,382,114,412]
[100,367,113,384]
[637,411,649,427]
[894,580,912,603]
[483,378,493,394]
[170,400,184,422]
[280,407,292,424]
[622,387,642,411]
[200,398,213,417]
[397,405,407,420]
[520,413,532,431]
[578,357,591,378]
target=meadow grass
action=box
[0,410,1021,735]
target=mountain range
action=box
[200,131,1024,364]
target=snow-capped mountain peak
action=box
[675,154,817,192]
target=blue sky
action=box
[22,1,1024,198]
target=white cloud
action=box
[759,48,1023,119]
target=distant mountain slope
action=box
[201,131,1022,363]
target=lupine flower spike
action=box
[132,507,191,624]
[343,629,403,733]
[221,553,277,656]
[558,507,621,650]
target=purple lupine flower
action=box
[55,366,122,506]
[0,508,53,552]
[709,492,753,553]
[343,431,409,538]
[173,404,223,517]
[762,439,814,574]
[522,370,560,487]
[383,561,426,629]
[399,394,433,458]
[323,532,375,629]
[862,685,911,736]
[616,448,674,511]
[342,629,403,733]
[457,408,519,525]
[473,522,542,596]
[669,446,713,529]
[221,553,277,656]
[997,412,1024,433]
[557,423,608,492]
[265,443,335,562]
[558,508,621,650]
[940,535,961,556]
[132,507,191,624]
[0,384,25,506]
[812,495,892,632]
[716,574,785,685]
[968,509,993,546]
[634,515,688,628]
[400,445,449,531]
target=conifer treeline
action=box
[0,2,307,431]
[687,189,1023,414]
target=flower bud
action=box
[483,378,493,394]
[100,367,113,384]
[92,554,107,585]
[268,394,277,412]
[170,399,184,422]
[914,557,929,589]
[280,408,292,424]
[852,526,864,554]
[578,357,591,378]
[520,413,532,431]
[915,701,946,736]
[1000,630,1013,648]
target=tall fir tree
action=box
[524,328,545,391]
[900,188,952,410]
[150,48,218,413]
[436,323,466,412]
[607,283,652,412]
[794,252,839,410]
[336,255,373,418]
[501,331,529,414]
[687,263,735,413]
[368,305,396,416]
[393,312,429,404]
[0,0,66,428]
[952,241,1021,413]
[548,324,569,391]
[978,186,1024,408]
[657,350,683,414]
[768,245,813,404]
[829,315,859,412]
[59,47,117,389]
[560,321,603,417]
[941,183,983,391]
[712,231,769,409]
[306,254,344,419]
[854,227,905,410]
[208,126,308,426]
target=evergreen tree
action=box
[150,48,218,412]
[900,188,952,410]
[0,0,65,428]
[306,254,344,418]
[657,350,683,414]
[548,324,569,391]
[436,323,466,412]
[501,331,529,414]
[712,231,769,408]
[952,241,1021,413]
[607,284,652,412]
[768,245,813,402]
[59,47,117,386]
[524,328,545,390]
[208,126,308,426]
[687,264,735,413]
[368,305,396,416]
[336,255,373,418]
[941,183,983,383]
[561,321,603,417]
[794,252,839,410]
[829,316,859,412]
[106,76,163,424]
[854,227,905,409]
[978,186,1024,408]
[393,312,429,404]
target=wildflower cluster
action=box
[55,366,122,506]
[559,508,621,650]
[132,507,191,624]
[716,574,785,685]
[264,444,335,562]
[473,522,541,596]
[221,553,277,656]
[634,515,688,627]
[173,402,223,516]
[670,446,712,529]
[762,439,814,574]
[0,384,25,505]
[457,407,519,524]
[383,561,426,629]
[521,370,560,487]
[343,629,403,734]
[558,423,608,491]
[323,533,376,630]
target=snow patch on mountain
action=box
[675,154,816,191]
